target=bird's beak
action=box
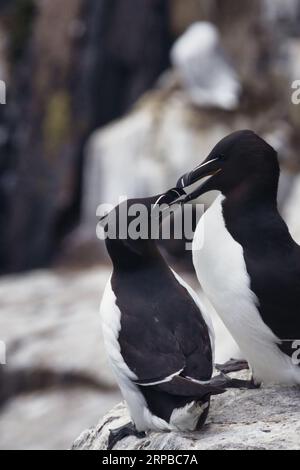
[175,157,222,203]
[176,157,221,189]
[152,188,186,211]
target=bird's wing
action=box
[118,311,186,384]
[120,316,226,399]
[151,374,225,397]
[224,207,300,362]
[171,269,215,357]
[246,242,300,344]
[115,268,213,386]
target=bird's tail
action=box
[151,373,252,399]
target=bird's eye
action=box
[218,154,228,162]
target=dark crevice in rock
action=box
[96,416,117,435]
[0,366,116,409]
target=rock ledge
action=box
[72,377,300,450]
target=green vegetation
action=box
[43,91,72,155]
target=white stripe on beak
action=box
[152,194,165,211]
[194,157,220,172]
[152,189,184,211]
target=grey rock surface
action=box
[0,266,237,449]
[73,375,300,450]
[0,388,119,451]
[0,267,121,450]
[0,267,116,387]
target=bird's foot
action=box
[221,374,261,390]
[215,359,261,389]
[210,372,260,390]
[107,422,146,450]
[215,358,249,375]
[249,376,261,389]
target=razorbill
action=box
[175,129,300,386]
[99,189,251,449]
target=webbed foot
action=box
[215,358,249,375]
[211,372,260,390]
[107,422,146,450]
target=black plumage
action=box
[101,193,246,448]
[176,130,300,383]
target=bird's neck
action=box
[105,194,167,271]
[105,237,164,272]
[222,175,279,217]
[216,175,293,252]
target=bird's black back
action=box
[222,197,300,355]
[112,256,213,382]
[111,255,213,424]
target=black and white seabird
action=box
[175,129,300,386]
[100,190,249,449]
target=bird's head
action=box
[175,130,280,203]
[98,189,186,263]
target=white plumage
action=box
[193,194,300,385]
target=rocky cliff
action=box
[2,0,300,272]
[73,374,300,450]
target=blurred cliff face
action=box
[0,0,300,273]
[0,0,171,273]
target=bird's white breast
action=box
[193,195,300,385]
